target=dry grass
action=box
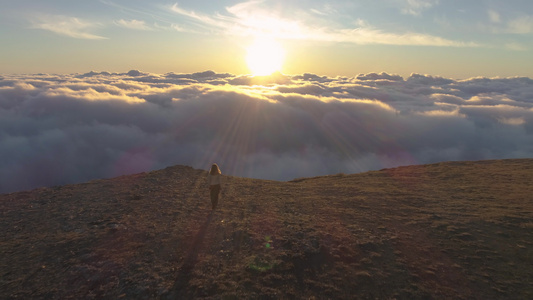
[1,159,532,299]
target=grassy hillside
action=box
[1,159,532,299]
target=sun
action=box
[246,37,285,76]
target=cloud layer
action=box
[1,71,532,193]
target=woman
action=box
[207,163,222,209]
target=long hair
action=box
[210,163,221,175]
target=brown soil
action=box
[1,159,532,299]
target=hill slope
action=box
[1,159,532,299]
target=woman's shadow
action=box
[167,211,214,297]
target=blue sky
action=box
[2,1,533,193]
[1,0,533,78]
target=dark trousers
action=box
[210,184,220,209]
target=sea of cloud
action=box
[1,70,532,193]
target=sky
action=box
[1,1,533,193]
[1,0,533,78]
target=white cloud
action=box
[170,24,188,32]
[167,1,477,47]
[30,14,107,40]
[332,26,477,47]
[488,9,501,23]
[310,4,338,16]
[401,0,439,16]
[488,13,533,36]
[505,42,528,51]
[1,71,532,193]
[507,15,533,34]
[170,3,225,29]
[115,19,153,31]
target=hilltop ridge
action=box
[1,159,532,299]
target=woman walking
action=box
[207,163,222,209]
